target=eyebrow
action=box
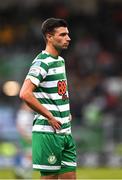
[60,32,69,35]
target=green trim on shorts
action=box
[40,167,76,176]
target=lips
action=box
[64,43,69,46]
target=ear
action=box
[46,33,53,42]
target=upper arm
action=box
[26,59,48,87]
[19,79,36,99]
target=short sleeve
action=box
[26,59,48,87]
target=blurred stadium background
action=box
[0,0,122,179]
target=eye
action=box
[60,33,68,37]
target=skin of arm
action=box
[19,79,61,130]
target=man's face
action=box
[49,27,71,50]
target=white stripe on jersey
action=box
[26,75,40,86]
[42,103,70,112]
[33,56,63,64]
[29,66,47,79]
[32,125,71,134]
[33,92,68,100]
[40,80,58,88]
[34,115,71,124]
[48,66,65,75]
[40,80,65,88]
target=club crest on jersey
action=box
[53,69,57,73]
[48,154,57,164]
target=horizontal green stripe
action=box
[34,119,71,129]
[40,61,49,72]
[32,61,49,73]
[39,86,58,93]
[48,61,64,69]
[36,86,67,94]
[33,110,70,118]
[51,110,70,118]
[34,86,57,93]
[38,52,59,60]
[37,53,49,59]
[38,98,69,105]
[45,74,66,81]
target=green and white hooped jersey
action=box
[26,51,71,134]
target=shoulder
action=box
[32,53,48,62]
[31,52,50,68]
[59,56,64,61]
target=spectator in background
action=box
[15,103,34,179]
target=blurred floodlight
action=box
[3,81,20,96]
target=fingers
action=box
[57,120,62,127]
[55,120,62,129]
[48,119,62,131]
[52,120,61,131]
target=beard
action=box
[55,43,69,52]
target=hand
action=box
[48,116,62,131]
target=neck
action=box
[45,44,61,57]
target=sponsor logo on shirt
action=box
[57,80,69,100]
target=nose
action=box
[67,35,71,41]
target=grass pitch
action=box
[0,167,122,179]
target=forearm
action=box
[19,79,61,130]
[20,91,53,120]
